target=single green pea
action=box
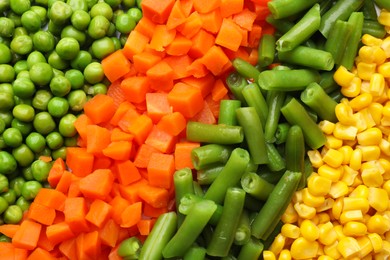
[3,205,23,224]
[12,104,35,122]
[13,26,27,37]
[0,118,5,135]
[0,17,15,38]
[12,144,35,167]
[21,180,42,200]
[33,112,56,135]
[92,83,108,95]
[71,9,91,31]
[91,36,115,59]
[0,151,17,175]
[29,62,54,86]
[61,25,87,46]
[64,136,78,147]
[0,43,12,64]
[32,31,55,53]
[25,132,46,153]
[27,51,47,69]
[59,113,77,137]
[90,2,113,20]
[10,177,25,197]
[0,112,13,127]
[88,15,110,39]
[64,69,84,90]
[52,68,65,78]
[115,13,136,34]
[67,89,87,111]
[32,89,53,111]
[31,159,52,182]
[84,62,104,84]
[122,0,136,8]
[128,7,142,22]
[2,189,16,205]
[111,37,121,50]
[30,5,47,24]
[70,50,92,71]
[0,92,15,111]
[46,131,64,150]
[47,97,69,117]
[0,197,9,215]
[0,0,10,13]
[11,118,33,136]
[51,146,67,160]
[0,174,9,193]
[10,35,33,55]
[106,22,116,37]
[16,70,30,80]
[13,60,28,74]
[21,10,41,32]
[67,0,88,11]
[12,77,35,99]
[3,127,23,148]
[0,83,13,95]
[48,51,69,70]
[49,1,73,25]
[0,64,15,83]
[6,11,21,27]
[22,166,33,181]
[15,196,30,212]
[105,0,121,8]
[56,37,80,61]
[9,0,30,14]
[50,75,72,97]
[47,20,63,36]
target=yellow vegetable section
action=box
[263,9,390,260]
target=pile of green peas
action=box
[0,0,143,237]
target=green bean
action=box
[139,212,177,260]
[236,107,268,165]
[204,148,250,204]
[266,143,286,172]
[237,238,264,260]
[244,194,264,212]
[281,98,326,149]
[218,99,241,126]
[258,169,285,185]
[362,19,387,39]
[265,16,293,34]
[251,170,302,240]
[232,58,260,81]
[183,245,207,260]
[226,72,247,104]
[186,121,244,145]
[207,188,246,257]
[191,144,233,170]
[196,165,223,185]
[285,125,305,189]
[319,0,364,38]
[117,237,142,260]
[362,0,378,21]
[163,200,217,258]
[264,91,285,142]
[276,4,321,51]
[274,123,290,145]
[319,71,338,94]
[258,69,320,91]
[268,0,319,19]
[241,172,274,201]
[234,210,251,246]
[258,34,276,67]
[375,0,390,10]
[319,0,334,16]
[300,82,338,122]
[324,20,353,65]
[329,89,344,103]
[192,181,204,197]
[278,45,334,71]
[241,83,268,126]
[174,168,195,227]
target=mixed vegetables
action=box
[1,0,390,259]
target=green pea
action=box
[13,60,28,74]
[61,25,87,46]
[47,97,69,117]
[21,180,42,200]
[115,13,136,34]
[32,31,55,53]
[13,26,27,37]
[22,166,33,181]
[0,197,9,215]
[64,136,78,147]
[68,89,87,111]
[67,0,88,11]
[48,51,69,70]
[90,2,113,20]
[71,9,91,31]
[10,35,33,55]
[70,50,92,71]
[15,196,30,212]
[52,68,65,78]
[26,132,46,153]
[59,113,77,137]
[4,205,23,224]
[0,118,5,135]
[10,177,25,197]
[0,43,11,64]
[11,118,33,136]
[0,151,17,175]
[65,69,84,89]
[21,10,41,32]
[9,0,30,14]
[51,146,67,160]
[91,36,115,59]
[47,20,63,36]
[84,62,104,84]
[56,37,80,61]
[49,1,73,25]
[111,37,121,50]
[0,174,9,193]
[92,83,108,95]
[88,15,110,39]
[119,33,128,47]
[0,92,15,111]
[50,75,71,97]
[30,5,47,24]
[122,0,136,8]
[29,62,54,86]
[27,51,47,69]
[0,17,14,38]
[0,136,6,149]
[128,7,142,22]
[33,112,56,135]
[0,0,10,13]
[0,64,15,83]
[12,78,35,99]
[12,104,35,122]
[31,159,52,182]
[107,22,116,37]
[46,131,64,150]
[16,70,30,80]
[32,89,53,111]
[0,112,13,127]
[6,11,21,27]
[3,127,23,148]
[105,0,121,8]
[2,189,16,205]
[13,144,35,167]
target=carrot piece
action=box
[117,107,140,133]
[248,23,263,48]
[109,102,135,126]
[102,50,132,83]
[133,52,162,73]
[47,158,66,188]
[178,11,202,38]
[182,73,216,97]
[147,153,175,189]
[134,16,156,39]
[199,9,223,34]
[81,231,101,258]
[79,169,114,200]
[59,238,77,260]
[138,184,169,208]
[75,233,91,260]
[233,8,257,31]
[168,82,204,118]
[180,0,194,16]
[145,126,177,154]
[86,125,111,156]
[212,78,229,101]
[206,93,224,119]
[146,60,174,91]
[35,188,66,212]
[55,170,73,194]
[164,55,193,80]
[215,18,243,52]
[63,197,90,234]
[0,224,20,238]
[114,160,142,186]
[165,34,193,56]
[99,219,120,248]
[119,178,148,203]
[85,199,112,229]
[220,0,244,17]
[73,114,92,145]
[188,29,215,59]
[248,48,259,65]
[141,0,175,24]
[12,219,42,250]
[166,0,186,30]
[67,177,82,198]
[38,155,52,163]
[143,203,168,218]
[156,112,186,137]
[27,202,56,225]
[192,101,217,124]
[137,219,155,236]
[122,30,150,60]
[193,0,220,13]
[66,147,94,177]
[83,94,116,125]
[145,92,172,123]
[127,114,153,145]
[253,2,271,20]
[200,45,231,75]
[46,221,75,246]
[110,127,133,142]
[186,58,209,78]
[120,76,151,104]
[174,141,200,170]
[27,247,56,260]
[134,144,161,168]
[150,24,176,52]
[36,226,56,252]
[102,141,132,161]
[120,202,142,228]
[109,196,131,225]
[106,80,126,109]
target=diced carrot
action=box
[85,199,112,229]
[253,2,271,20]
[206,92,224,119]
[168,82,204,118]
[199,9,223,34]
[148,152,175,188]
[248,23,263,48]
[141,0,175,24]
[117,107,140,133]
[157,111,187,136]
[134,16,156,39]
[220,0,244,17]
[75,233,92,260]
[143,203,168,218]
[83,94,116,125]
[109,196,131,225]
[200,45,231,75]
[93,156,113,171]
[188,29,215,59]
[180,0,194,16]
[102,141,132,161]
[248,48,259,65]
[79,169,114,200]
[133,52,162,74]
[34,188,66,212]
[137,219,155,236]
[145,92,172,123]
[27,202,56,225]
[192,101,217,124]
[110,127,134,142]
[127,114,154,145]
[63,197,90,233]
[165,34,193,56]
[164,55,193,80]
[237,26,249,47]
[86,125,111,156]
[146,60,174,91]
[120,76,151,104]
[212,78,229,101]
[138,184,170,208]
[59,238,77,260]
[73,114,93,146]
[27,247,56,260]
[145,126,177,154]
[186,58,209,78]
[120,202,142,228]
[102,50,132,83]
[122,30,150,60]
[174,141,200,170]
[134,144,161,168]
[47,158,65,188]
[99,219,120,248]
[119,178,148,204]
[109,102,135,127]
[150,24,176,52]
[215,18,243,52]
[81,231,101,258]
[193,0,220,13]
[178,11,203,39]
[0,241,17,258]
[67,178,82,198]
[233,8,257,31]
[166,0,187,30]
[46,222,75,246]
[12,219,42,250]
[0,224,20,238]
[66,147,94,177]
[55,170,73,195]
[114,160,142,186]
[181,74,216,97]
[106,80,126,108]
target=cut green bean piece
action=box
[218,99,241,126]
[174,168,195,227]
[319,71,338,94]
[319,0,334,15]
[362,0,378,20]
[274,123,290,145]
[266,142,286,172]
[325,20,353,65]
[193,181,204,197]
[241,172,274,201]
[191,144,233,170]
[183,245,207,260]
[232,58,260,81]
[258,69,320,91]
[258,34,276,67]
[264,91,285,143]
[340,12,364,70]
[375,0,390,10]
[196,165,224,185]
[242,83,268,127]
[265,16,293,34]
[237,238,264,260]
[268,0,319,19]
[117,237,142,259]
[226,72,247,105]
[234,210,251,246]
[186,121,244,145]
[362,19,386,39]
[285,125,305,189]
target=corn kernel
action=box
[338,146,354,165]
[368,102,383,125]
[379,158,390,176]
[294,202,316,219]
[317,256,335,260]
[335,103,356,126]
[343,221,367,237]
[349,93,373,112]
[319,120,335,135]
[333,123,358,141]
[307,173,332,196]
[378,62,390,78]
[331,197,343,220]
[341,165,359,186]
[379,10,390,27]
[359,45,386,64]
[343,197,370,213]
[281,223,300,239]
[337,236,361,258]
[318,212,331,224]
[360,80,371,94]
[369,73,386,97]
[373,46,387,65]
[334,224,346,239]
[358,108,377,129]
[368,233,383,253]
[316,198,335,212]
[278,249,291,260]
[361,160,385,174]
[340,210,364,224]
[381,115,390,126]
[357,127,383,145]
[301,188,325,208]
[352,112,368,133]
[368,187,389,212]
[361,167,384,187]
[281,202,298,224]
[269,233,286,255]
[328,181,349,199]
[350,148,363,171]
[381,36,390,57]
[362,34,383,46]
[383,180,390,197]
[322,149,344,168]
[341,76,362,98]
[300,219,319,242]
[357,62,377,81]
[290,237,319,259]
[292,189,303,204]
[381,240,390,255]
[357,145,381,161]
[324,241,342,259]
[324,135,343,149]
[307,150,323,168]
[334,65,356,88]
[356,236,373,258]
[318,222,337,246]
[263,250,276,260]
[367,214,390,235]
[379,138,390,156]
[318,164,343,182]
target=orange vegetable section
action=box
[2,0,271,258]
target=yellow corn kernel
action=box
[269,233,285,256]
[340,210,364,224]
[383,180,390,197]
[329,181,349,199]
[333,123,358,141]
[381,240,390,255]
[318,222,337,246]
[324,135,343,150]
[341,165,359,186]
[343,197,370,213]
[302,188,325,208]
[278,249,291,260]
[331,197,343,220]
[360,80,371,94]
[322,149,344,168]
[263,251,276,260]
[356,236,373,258]
[307,173,332,196]
[294,202,316,220]
[369,73,386,97]
[317,212,331,224]
[362,34,383,46]
[357,62,377,81]
[335,103,356,126]
[333,65,356,88]
[316,197,334,212]
[368,233,383,253]
[281,223,300,239]
[341,76,362,98]
[367,214,390,235]
[307,150,323,168]
[292,189,303,204]
[356,127,383,145]
[378,62,390,78]
[379,10,390,27]
[333,224,346,239]
[343,221,367,237]
[352,112,369,133]
[361,167,384,187]
[379,158,390,174]
[358,108,377,129]
[379,138,390,156]
[381,36,390,57]
[281,202,298,224]
[317,256,335,260]
[368,102,383,125]
[324,241,342,259]
[359,45,377,63]
[349,148,362,171]
[337,236,361,259]
[361,160,385,174]
[318,164,343,182]
[373,46,387,65]
[338,146,353,165]
[290,237,319,259]
[368,187,389,212]
[349,184,369,199]
[357,145,381,161]
[319,120,335,135]
[349,93,373,112]
[300,219,319,242]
